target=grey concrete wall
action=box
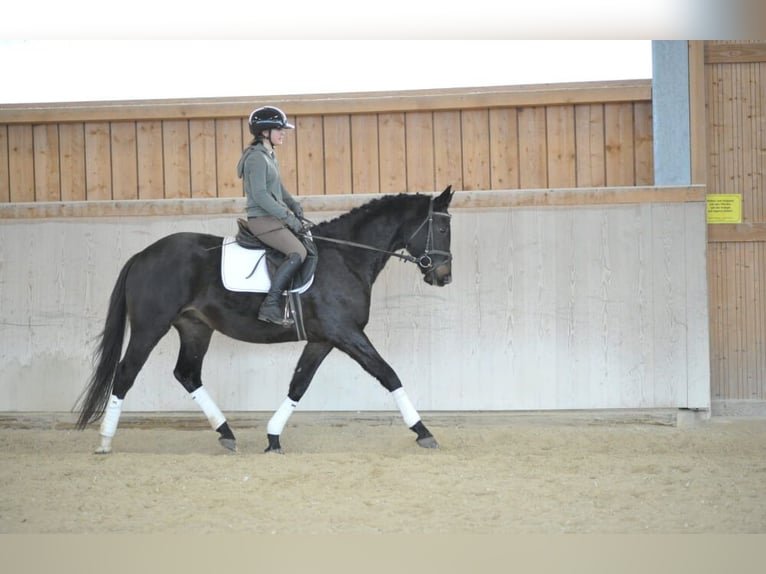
[0,195,709,414]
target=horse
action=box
[73,185,455,454]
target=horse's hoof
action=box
[218,438,237,452]
[416,436,439,449]
[264,446,284,454]
[94,447,112,455]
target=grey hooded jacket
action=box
[237,142,301,226]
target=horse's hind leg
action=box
[265,341,333,453]
[97,329,168,454]
[172,316,236,452]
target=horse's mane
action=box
[313,192,429,235]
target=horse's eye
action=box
[438,226,448,234]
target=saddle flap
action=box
[221,237,315,294]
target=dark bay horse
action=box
[74,186,455,454]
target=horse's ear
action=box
[435,185,454,209]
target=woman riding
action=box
[237,105,307,326]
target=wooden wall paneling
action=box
[604,103,636,186]
[730,242,743,398]
[110,122,138,200]
[58,124,86,201]
[136,121,164,200]
[404,111,435,193]
[574,104,606,187]
[432,111,463,192]
[545,105,576,188]
[84,122,112,200]
[0,79,652,126]
[215,118,244,198]
[708,240,729,404]
[744,61,764,220]
[460,109,490,192]
[350,114,380,194]
[277,122,298,196]
[746,241,766,400]
[759,62,766,219]
[734,243,747,397]
[753,62,765,220]
[730,62,746,213]
[633,102,654,185]
[2,81,655,205]
[724,243,742,399]
[707,63,723,195]
[162,120,191,199]
[758,244,766,398]
[378,112,407,194]
[708,244,723,400]
[189,119,217,199]
[720,64,739,206]
[489,108,519,190]
[750,243,761,399]
[689,41,708,185]
[239,119,249,151]
[739,63,755,219]
[0,126,8,202]
[295,115,325,196]
[32,124,61,202]
[7,125,34,202]
[518,107,548,188]
[722,242,737,398]
[323,115,352,195]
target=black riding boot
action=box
[258,252,302,326]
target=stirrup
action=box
[258,305,293,327]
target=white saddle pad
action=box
[221,238,313,294]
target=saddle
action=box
[233,218,318,289]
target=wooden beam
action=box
[0,80,652,125]
[708,223,766,243]
[705,42,766,64]
[0,185,706,220]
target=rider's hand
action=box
[287,216,303,234]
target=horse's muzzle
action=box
[425,263,452,286]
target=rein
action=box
[303,233,423,265]
[304,198,452,271]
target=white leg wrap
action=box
[392,388,421,427]
[267,398,297,436]
[191,386,227,430]
[100,395,123,438]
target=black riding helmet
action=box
[248,106,295,135]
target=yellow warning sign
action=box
[707,194,742,224]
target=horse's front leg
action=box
[265,341,333,453]
[336,332,438,449]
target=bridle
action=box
[306,198,452,274]
[403,198,453,273]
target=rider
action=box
[237,106,307,326]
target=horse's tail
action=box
[73,255,136,430]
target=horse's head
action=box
[405,185,455,287]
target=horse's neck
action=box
[352,213,406,252]
[321,209,409,284]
